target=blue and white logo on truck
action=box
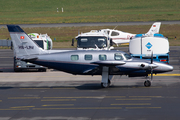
[146,42,152,49]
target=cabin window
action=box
[111,31,119,36]
[71,55,79,61]
[114,53,123,60]
[99,54,107,61]
[85,54,92,60]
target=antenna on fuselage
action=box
[113,25,119,30]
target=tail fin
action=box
[7,25,46,57]
[146,22,161,36]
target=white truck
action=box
[73,30,114,50]
[14,33,53,72]
[129,34,169,64]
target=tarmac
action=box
[0,47,179,120]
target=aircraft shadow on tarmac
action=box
[0,83,146,90]
[75,83,146,90]
[0,87,14,90]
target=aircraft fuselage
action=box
[24,50,173,76]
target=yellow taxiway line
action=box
[154,74,180,76]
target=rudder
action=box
[146,22,161,36]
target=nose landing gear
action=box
[144,80,151,87]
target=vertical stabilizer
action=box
[146,22,161,36]
[7,25,46,57]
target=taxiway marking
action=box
[6,96,162,100]
[116,98,152,100]
[0,108,29,110]
[111,103,151,106]
[43,96,126,99]
[154,74,180,76]
[8,97,41,99]
[42,104,74,107]
[20,88,75,90]
[33,107,123,110]
[41,99,76,101]
[10,106,35,109]
[129,96,162,98]
[126,107,161,109]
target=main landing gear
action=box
[101,79,111,88]
[101,66,111,88]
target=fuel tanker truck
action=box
[129,34,169,64]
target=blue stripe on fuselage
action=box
[28,59,99,75]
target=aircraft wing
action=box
[83,61,125,74]
[91,60,126,66]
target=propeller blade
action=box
[151,51,153,64]
[150,51,154,81]
[151,69,153,81]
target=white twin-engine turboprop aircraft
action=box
[7,25,172,88]
[100,22,161,45]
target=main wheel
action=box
[101,82,110,88]
[144,80,151,87]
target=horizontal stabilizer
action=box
[20,56,38,61]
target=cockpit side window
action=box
[124,53,132,60]
[114,53,123,60]
[71,55,79,61]
[99,54,107,61]
[111,31,119,36]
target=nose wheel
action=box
[144,80,151,87]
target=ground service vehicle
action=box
[72,30,114,50]
[129,34,169,64]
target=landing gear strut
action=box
[101,66,111,88]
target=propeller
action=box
[150,51,153,81]
[144,51,158,87]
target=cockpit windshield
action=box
[124,53,132,60]
[77,37,107,48]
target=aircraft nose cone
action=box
[163,64,173,72]
[167,65,173,72]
